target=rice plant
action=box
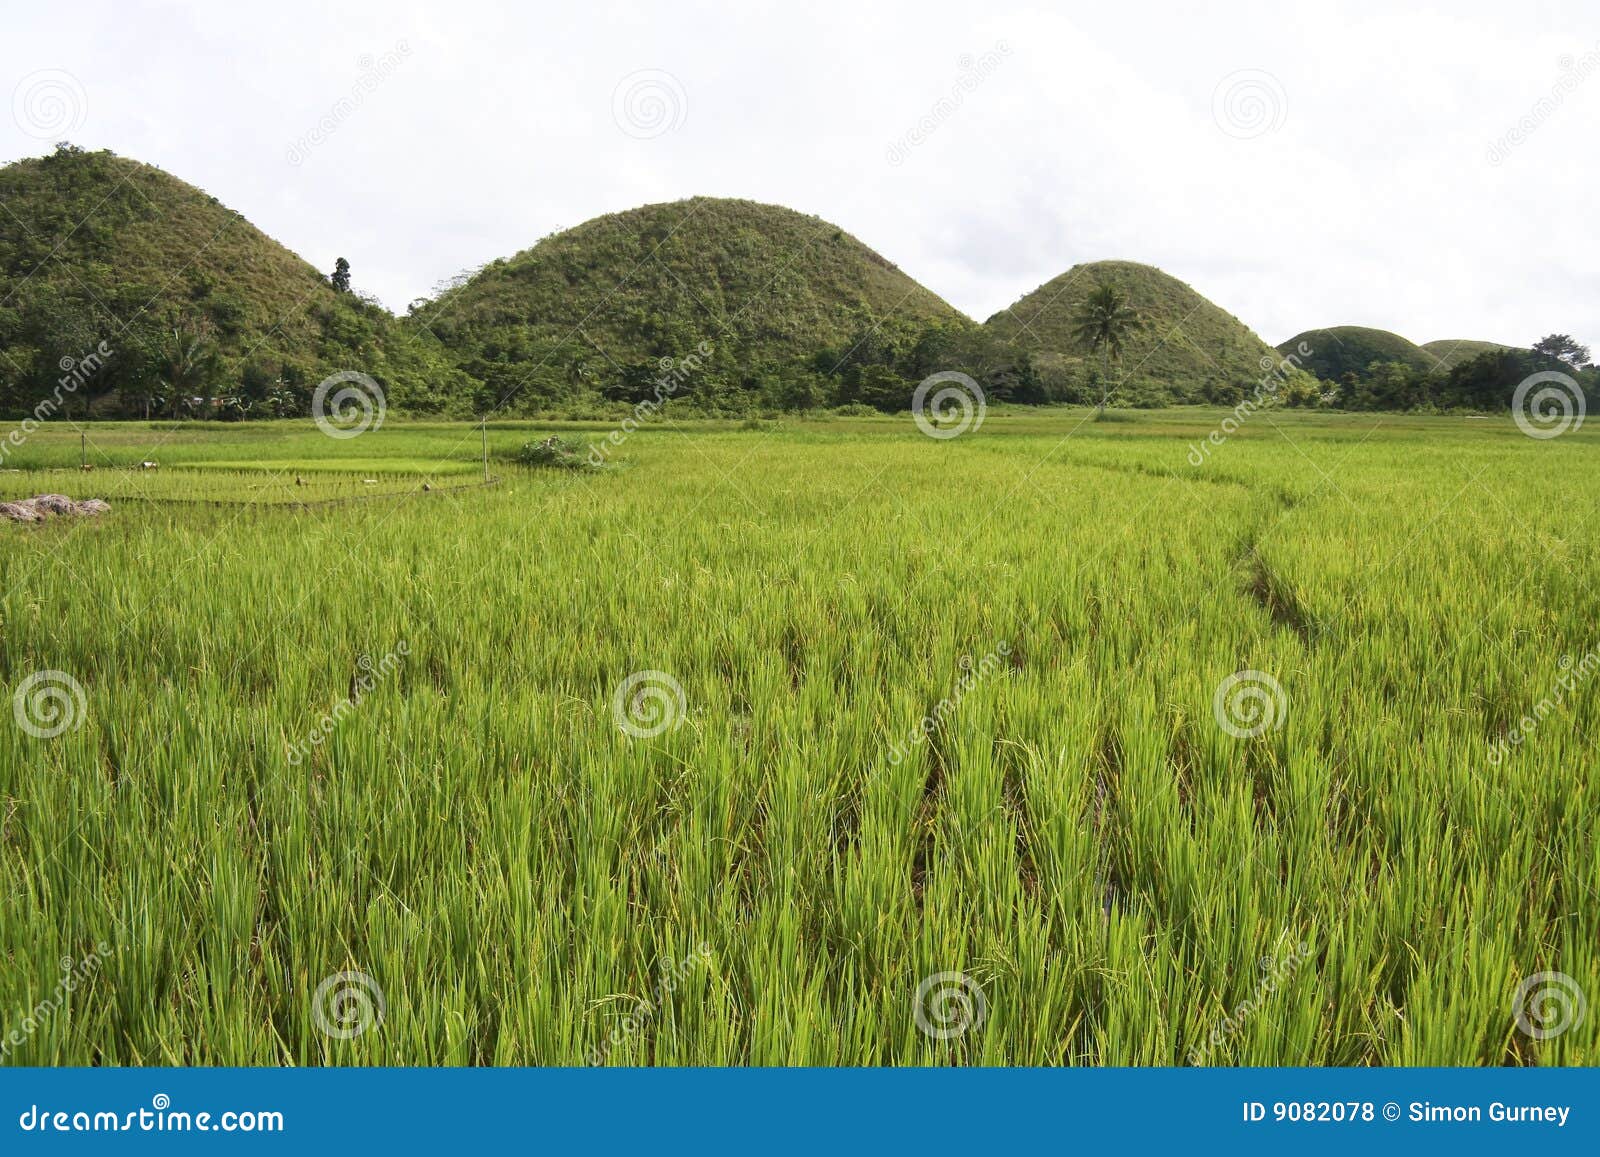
[0,409,1594,1065]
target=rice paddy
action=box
[0,408,1595,1066]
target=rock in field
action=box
[31,494,77,516]
[0,494,112,523]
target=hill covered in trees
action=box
[0,146,466,418]
[1277,328,1591,412]
[1,148,1590,422]
[981,261,1280,405]
[1276,326,1434,381]
[412,197,968,411]
[1420,339,1515,370]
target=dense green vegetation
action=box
[1338,346,1592,412]
[412,196,969,412]
[1,149,1590,423]
[1278,328,1593,412]
[1421,339,1513,370]
[0,146,469,420]
[1,411,1596,1064]
[1276,326,1435,380]
[983,261,1281,406]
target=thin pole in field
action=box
[81,430,86,469]
[481,416,489,482]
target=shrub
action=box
[512,436,598,470]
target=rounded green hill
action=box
[1276,327,1434,380]
[0,147,460,414]
[416,197,966,392]
[1419,339,1516,370]
[982,260,1277,403]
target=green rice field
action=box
[0,409,1595,1065]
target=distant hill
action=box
[981,261,1278,404]
[416,197,966,406]
[1419,339,1516,370]
[1276,327,1433,380]
[0,146,464,417]
[8,150,1538,420]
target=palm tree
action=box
[1070,286,1142,411]
[157,314,220,418]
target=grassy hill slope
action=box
[414,197,967,406]
[1419,339,1516,370]
[1277,326,1434,380]
[0,146,465,416]
[981,260,1277,404]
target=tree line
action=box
[1323,335,1593,413]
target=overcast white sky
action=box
[2,0,1595,351]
